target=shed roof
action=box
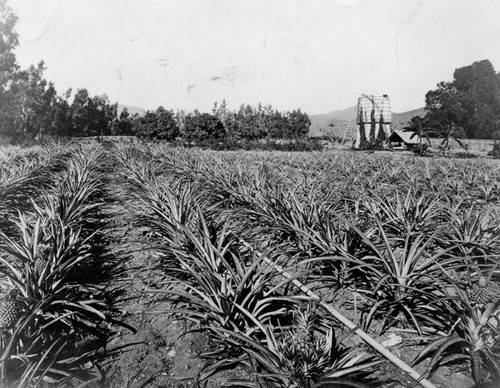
[388,130,421,145]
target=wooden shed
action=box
[387,130,420,150]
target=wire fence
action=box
[428,138,496,152]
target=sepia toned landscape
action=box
[1,1,500,387]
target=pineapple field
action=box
[0,141,499,387]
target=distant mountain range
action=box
[308,106,426,137]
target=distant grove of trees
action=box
[0,2,311,145]
[128,101,311,145]
[4,0,500,147]
[405,59,500,141]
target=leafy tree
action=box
[114,108,134,135]
[71,89,94,136]
[453,60,499,108]
[286,109,310,139]
[425,82,466,136]
[0,6,64,141]
[71,89,116,137]
[0,1,19,137]
[174,109,187,135]
[212,99,238,137]
[267,109,286,139]
[425,60,500,139]
[132,107,179,140]
[95,95,117,136]
[155,106,179,140]
[133,111,157,139]
[27,63,58,138]
[0,0,18,88]
[0,3,123,141]
[2,61,58,140]
[184,113,225,144]
[234,104,267,140]
[51,89,73,137]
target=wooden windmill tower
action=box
[355,94,392,149]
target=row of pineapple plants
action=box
[0,143,125,386]
[0,142,70,239]
[113,142,500,387]
[113,144,379,387]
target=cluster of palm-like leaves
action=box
[0,142,67,238]
[243,304,379,388]
[410,206,500,385]
[0,143,123,386]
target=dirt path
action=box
[96,150,206,388]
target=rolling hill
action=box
[391,107,427,130]
[308,106,426,137]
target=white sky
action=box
[8,0,500,114]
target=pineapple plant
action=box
[292,313,315,355]
[0,143,129,386]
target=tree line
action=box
[6,0,499,147]
[0,2,310,145]
[121,101,311,145]
[0,60,119,141]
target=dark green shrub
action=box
[413,143,432,157]
[487,141,500,158]
[455,151,478,159]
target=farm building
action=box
[355,94,392,148]
[387,130,420,150]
